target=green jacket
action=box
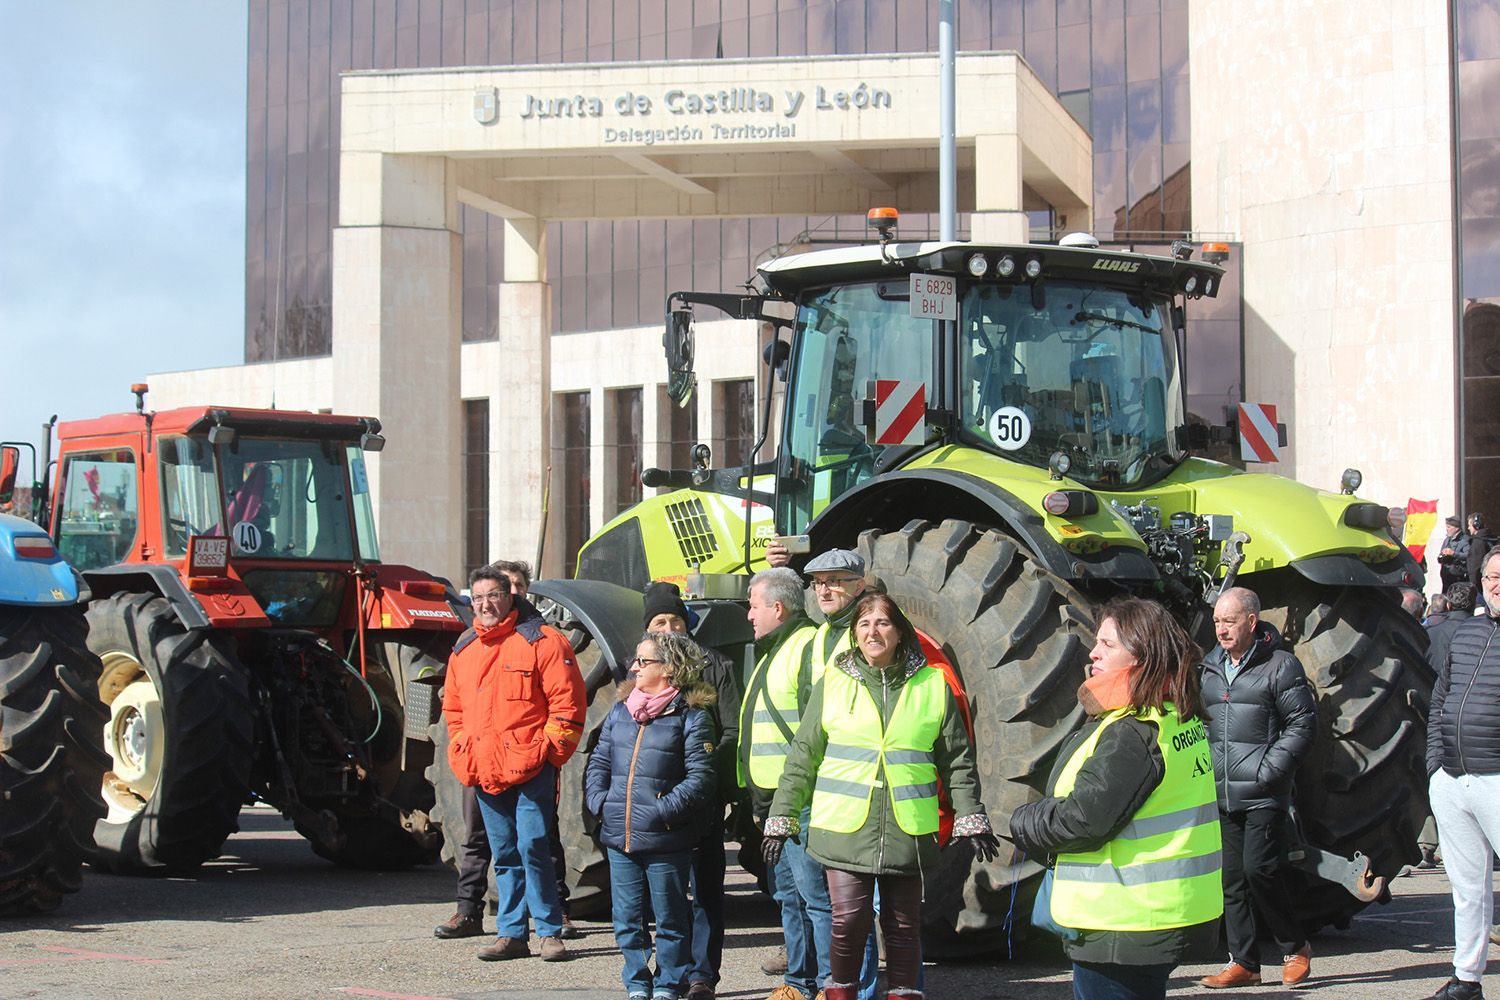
[768,645,985,875]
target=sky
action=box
[0,2,247,467]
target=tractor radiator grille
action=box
[665,497,720,564]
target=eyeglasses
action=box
[809,576,863,591]
[1483,574,1500,584]
[470,592,510,605]
[629,656,665,667]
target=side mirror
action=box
[0,446,18,505]
[665,308,697,407]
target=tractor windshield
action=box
[779,280,933,533]
[158,435,358,561]
[959,282,1185,485]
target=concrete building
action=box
[148,1,1493,584]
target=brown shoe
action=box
[1200,962,1262,988]
[559,913,583,940]
[1282,943,1312,985]
[761,946,789,976]
[434,911,484,939]
[686,983,715,1000]
[538,934,568,962]
[476,936,530,961]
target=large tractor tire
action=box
[86,592,255,871]
[294,631,447,870]
[857,519,1095,958]
[1257,579,1433,931]
[0,605,109,914]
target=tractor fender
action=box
[1290,550,1423,591]
[529,578,649,686]
[807,468,1159,583]
[82,565,211,630]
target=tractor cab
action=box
[51,403,389,628]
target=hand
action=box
[765,540,791,567]
[761,834,787,868]
[962,831,1002,863]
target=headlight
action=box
[1340,468,1362,494]
[1025,258,1043,279]
[996,255,1016,277]
[1184,275,1198,294]
[1048,450,1072,479]
[966,253,988,277]
[1387,507,1407,533]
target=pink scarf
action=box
[626,684,680,722]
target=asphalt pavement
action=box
[0,803,1490,999]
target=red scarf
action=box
[626,684,680,722]
[471,609,517,643]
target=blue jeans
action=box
[770,808,832,997]
[857,884,925,1000]
[607,847,694,999]
[476,764,564,940]
[1072,961,1174,1000]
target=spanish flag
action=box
[1405,498,1439,562]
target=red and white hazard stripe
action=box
[1238,402,1279,463]
[874,379,926,446]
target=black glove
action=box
[959,830,1002,863]
[761,834,787,868]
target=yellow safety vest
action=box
[810,663,948,836]
[1049,706,1223,932]
[739,624,816,791]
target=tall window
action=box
[558,391,591,577]
[659,388,699,474]
[715,379,757,468]
[609,388,643,517]
[463,399,490,579]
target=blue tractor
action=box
[0,441,107,914]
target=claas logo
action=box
[1092,258,1141,272]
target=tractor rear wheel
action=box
[86,592,255,871]
[1257,580,1433,931]
[857,519,1096,958]
[0,605,109,914]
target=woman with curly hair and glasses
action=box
[1010,597,1223,1000]
[584,630,717,1000]
[762,591,998,1000]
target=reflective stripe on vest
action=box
[740,626,816,790]
[811,665,947,836]
[1049,706,1224,932]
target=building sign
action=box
[488,81,894,147]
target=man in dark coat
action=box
[1198,587,1317,989]
[1438,516,1471,591]
[1420,546,1500,1000]
[1466,513,1497,589]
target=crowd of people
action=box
[432,537,1500,1000]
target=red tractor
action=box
[47,391,467,871]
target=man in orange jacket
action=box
[443,565,586,963]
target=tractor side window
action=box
[781,282,933,532]
[159,435,222,557]
[346,445,381,561]
[55,449,139,570]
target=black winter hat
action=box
[643,581,696,628]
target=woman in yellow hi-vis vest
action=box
[762,592,998,1000]
[1010,597,1223,1000]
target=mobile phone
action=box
[771,534,812,555]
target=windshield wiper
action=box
[1073,310,1159,335]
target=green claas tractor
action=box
[544,219,1431,954]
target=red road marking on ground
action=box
[338,989,455,1000]
[0,946,172,967]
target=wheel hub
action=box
[100,673,164,822]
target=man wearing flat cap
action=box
[642,581,743,1000]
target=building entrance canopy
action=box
[329,51,1093,580]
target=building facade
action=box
[148,0,1485,583]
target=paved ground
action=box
[0,803,1491,999]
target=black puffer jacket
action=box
[1426,613,1500,777]
[1198,622,1316,812]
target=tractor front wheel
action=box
[0,605,108,913]
[86,592,255,871]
